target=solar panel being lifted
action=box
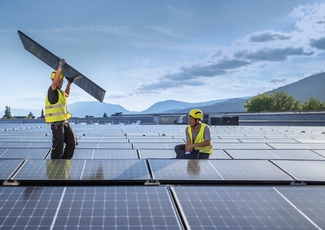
[17,30,106,102]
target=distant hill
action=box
[268,72,325,102]
[178,72,325,114]
[1,72,324,118]
[139,99,229,114]
[176,98,249,114]
[67,101,137,118]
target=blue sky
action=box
[1,0,324,112]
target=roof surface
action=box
[0,123,324,229]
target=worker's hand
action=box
[59,59,66,69]
[187,144,196,152]
[65,76,73,84]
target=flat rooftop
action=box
[0,123,324,229]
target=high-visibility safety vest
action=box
[188,123,213,154]
[45,89,72,123]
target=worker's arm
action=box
[186,140,211,152]
[65,82,71,97]
[51,59,66,90]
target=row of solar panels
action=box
[1,185,324,229]
[1,123,325,136]
[1,158,324,185]
[1,147,325,160]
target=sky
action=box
[0,0,324,113]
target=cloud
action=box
[130,3,324,97]
[177,59,251,79]
[234,47,313,62]
[249,31,291,42]
[136,79,205,93]
[288,3,325,34]
[269,78,287,83]
[310,37,325,50]
[149,26,173,36]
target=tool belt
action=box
[51,121,68,131]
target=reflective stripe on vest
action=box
[45,89,71,123]
[188,123,213,154]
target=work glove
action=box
[66,76,74,84]
[66,74,80,84]
[59,59,66,69]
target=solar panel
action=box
[133,143,176,149]
[18,30,106,102]
[0,186,182,229]
[303,143,325,150]
[0,142,31,148]
[238,138,299,143]
[0,148,50,159]
[12,159,150,181]
[148,159,223,181]
[313,149,325,157]
[0,138,19,142]
[211,138,241,143]
[275,186,325,228]
[138,149,176,159]
[269,143,310,149]
[76,142,132,149]
[208,160,294,181]
[80,159,150,180]
[0,159,24,180]
[214,143,274,150]
[224,149,277,159]
[66,149,138,159]
[0,148,7,156]
[129,138,185,143]
[77,137,128,143]
[294,138,325,143]
[268,149,325,160]
[171,186,325,229]
[209,149,233,159]
[272,160,325,182]
[224,149,325,160]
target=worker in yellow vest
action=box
[175,109,213,159]
[45,59,76,159]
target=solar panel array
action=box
[0,123,324,229]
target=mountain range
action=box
[3,72,324,118]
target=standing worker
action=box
[45,59,76,159]
[175,109,213,159]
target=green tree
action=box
[244,91,300,112]
[111,112,123,117]
[1,106,14,119]
[244,93,273,112]
[25,112,34,119]
[103,112,108,117]
[271,91,300,111]
[301,97,325,111]
[40,108,45,118]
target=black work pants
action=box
[51,122,76,159]
[174,144,210,159]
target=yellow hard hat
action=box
[189,109,203,120]
[50,71,64,80]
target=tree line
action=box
[1,106,34,119]
[244,91,325,112]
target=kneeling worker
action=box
[175,109,213,159]
[45,59,76,159]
